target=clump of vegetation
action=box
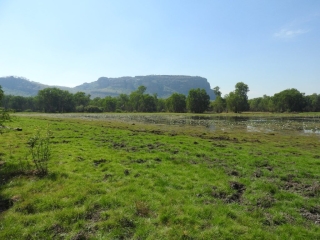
[0,108,11,132]
[0,86,12,134]
[27,128,52,175]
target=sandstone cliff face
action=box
[75,75,215,99]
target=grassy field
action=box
[0,114,319,239]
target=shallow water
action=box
[15,113,320,136]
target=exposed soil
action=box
[227,181,246,203]
[112,142,126,149]
[212,181,246,203]
[71,231,89,240]
[50,223,66,238]
[300,206,320,225]
[0,198,13,212]
[253,169,263,178]
[228,170,240,176]
[283,181,320,197]
[135,159,146,164]
[85,210,101,222]
[93,159,108,166]
[256,195,276,208]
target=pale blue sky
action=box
[0,0,319,98]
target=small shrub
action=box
[0,108,11,126]
[0,108,11,134]
[84,105,103,113]
[27,128,52,175]
[75,105,84,112]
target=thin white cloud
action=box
[274,28,309,39]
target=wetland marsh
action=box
[16,112,320,135]
[1,113,319,239]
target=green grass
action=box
[0,115,319,239]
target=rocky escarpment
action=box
[74,75,215,99]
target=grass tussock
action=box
[0,115,319,239]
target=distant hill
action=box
[0,75,215,99]
[0,76,47,96]
[0,76,71,97]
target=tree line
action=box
[0,85,210,113]
[211,83,320,113]
[1,83,320,114]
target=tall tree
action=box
[211,96,226,113]
[186,88,210,113]
[116,94,130,111]
[166,93,186,113]
[104,96,117,112]
[305,94,320,111]
[143,94,157,112]
[129,85,156,112]
[213,86,222,98]
[73,92,91,107]
[211,86,225,113]
[156,98,167,112]
[90,97,104,107]
[226,82,249,113]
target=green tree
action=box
[156,98,166,112]
[272,88,305,112]
[304,94,320,112]
[38,88,75,113]
[249,95,274,112]
[104,96,117,112]
[137,85,147,94]
[129,85,147,112]
[143,94,157,112]
[211,96,226,113]
[186,88,210,113]
[210,86,225,113]
[226,82,249,113]
[166,93,186,113]
[90,97,104,107]
[116,94,130,111]
[213,86,222,98]
[2,95,38,112]
[73,92,91,107]
[10,96,25,112]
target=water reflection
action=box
[95,114,320,135]
[303,129,320,134]
[16,113,320,135]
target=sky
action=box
[0,0,319,98]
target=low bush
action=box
[27,128,52,175]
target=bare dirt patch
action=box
[300,206,320,225]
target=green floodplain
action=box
[0,113,320,239]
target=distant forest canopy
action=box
[0,75,215,99]
[0,85,210,113]
[1,82,320,113]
